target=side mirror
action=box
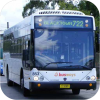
[23,50,29,61]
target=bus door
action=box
[22,40,30,69]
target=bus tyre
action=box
[72,89,80,95]
[21,75,30,96]
[7,69,13,86]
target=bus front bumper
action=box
[29,81,96,90]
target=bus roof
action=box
[35,10,85,16]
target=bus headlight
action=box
[91,76,96,80]
[33,76,39,81]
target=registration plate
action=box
[60,84,70,88]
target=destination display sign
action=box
[35,16,92,29]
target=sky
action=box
[0,0,29,34]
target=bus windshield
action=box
[34,29,94,69]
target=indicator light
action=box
[39,23,42,26]
[37,83,41,87]
[85,20,88,23]
[85,24,88,27]
[39,19,42,22]
[89,83,92,87]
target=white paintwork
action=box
[35,10,85,15]
[24,69,31,89]
[3,10,96,90]
[30,68,96,82]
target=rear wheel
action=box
[72,89,80,95]
[20,72,30,96]
[6,68,13,86]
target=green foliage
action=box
[80,10,90,15]
[58,1,66,10]
[78,0,100,17]
[22,3,29,17]
[22,0,60,18]
[22,0,46,18]
[95,17,99,28]
[59,1,78,10]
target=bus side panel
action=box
[3,53,11,77]
[24,69,30,90]
[11,58,22,85]
[3,57,6,76]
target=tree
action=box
[58,0,78,10]
[22,0,60,18]
[22,0,47,18]
[78,0,99,17]
[44,0,61,9]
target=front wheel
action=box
[21,74,30,96]
[72,89,80,95]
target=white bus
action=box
[3,10,97,96]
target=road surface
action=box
[0,76,99,99]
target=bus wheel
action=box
[21,74,30,96]
[72,89,80,95]
[6,68,13,86]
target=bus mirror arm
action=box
[26,60,30,67]
[23,50,29,61]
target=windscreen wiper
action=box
[44,62,73,68]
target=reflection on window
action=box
[35,30,94,69]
